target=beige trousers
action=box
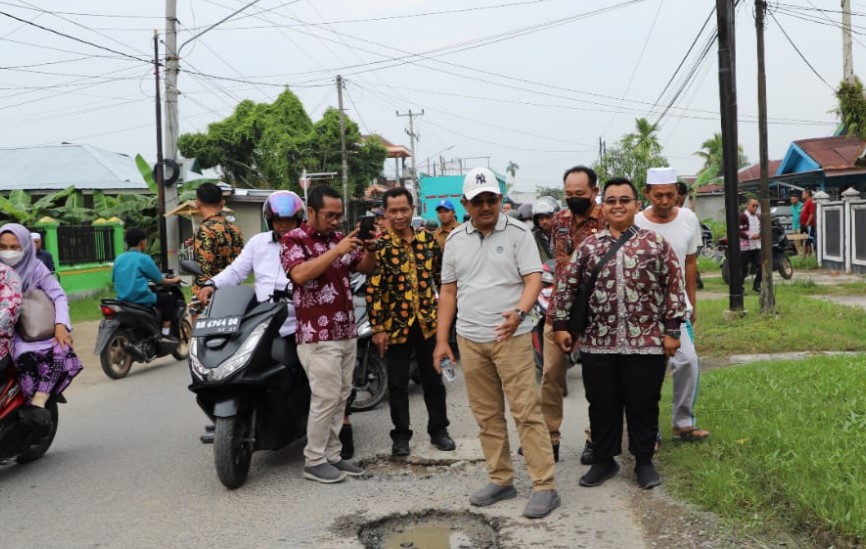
[539,323,568,445]
[457,332,555,490]
[297,339,356,467]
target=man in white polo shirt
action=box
[433,167,560,519]
[636,167,710,442]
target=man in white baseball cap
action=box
[636,167,709,442]
[434,166,560,519]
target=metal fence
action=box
[57,225,116,267]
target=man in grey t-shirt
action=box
[434,167,559,520]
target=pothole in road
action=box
[358,509,500,549]
[358,455,486,478]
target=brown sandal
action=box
[672,427,710,442]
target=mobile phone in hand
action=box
[358,216,376,241]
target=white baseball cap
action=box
[646,167,677,185]
[462,167,500,200]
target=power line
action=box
[0,9,151,63]
[768,10,835,91]
[0,1,161,19]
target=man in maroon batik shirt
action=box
[281,186,376,484]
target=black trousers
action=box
[741,248,763,290]
[154,292,176,327]
[386,322,449,441]
[581,352,666,464]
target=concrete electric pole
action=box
[336,75,350,221]
[163,0,180,273]
[843,0,855,84]
[756,0,775,312]
[396,109,424,215]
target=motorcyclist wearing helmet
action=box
[531,196,559,262]
[194,190,304,337]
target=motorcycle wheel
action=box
[16,400,59,463]
[701,244,716,258]
[214,411,253,489]
[172,318,192,360]
[778,255,794,280]
[100,330,134,379]
[351,350,388,413]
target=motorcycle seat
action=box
[271,338,299,369]
[101,298,158,317]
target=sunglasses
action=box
[469,196,501,207]
[602,197,636,206]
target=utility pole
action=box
[397,109,424,215]
[756,0,775,312]
[153,31,169,272]
[336,75,350,221]
[716,0,745,313]
[843,0,855,84]
[164,0,180,273]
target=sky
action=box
[0,0,862,192]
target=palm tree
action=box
[506,161,520,182]
[694,133,749,178]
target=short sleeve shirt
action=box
[193,213,244,291]
[280,223,363,344]
[441,215,542,343]
[113,249,163,306]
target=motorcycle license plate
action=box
[192,316,241,337]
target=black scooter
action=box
[182,261,310,489]
[720,218,796,285]
[94,278,191,379]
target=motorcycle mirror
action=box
[180,260,205,277]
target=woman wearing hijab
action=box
[0,223,81,425]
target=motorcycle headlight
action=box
[211,318,270,381]
[189,338,208,380]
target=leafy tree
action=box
[0,187,79,225]
[836,77,866,138]
[535,186,563,201]
[178,90,385,194]
[594,117,667,190]
[506,161,520,181]
[693,133,749,178]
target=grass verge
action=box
[659,354,866,547]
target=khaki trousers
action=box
[457,332,555,490]
[297,339,356,467]
[539,323,568,445]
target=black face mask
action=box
[566,197,592,216]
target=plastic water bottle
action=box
[441,358,456,382]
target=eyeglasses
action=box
[602,197,635,206]
[469,196,501,207]
[319,211,344,222]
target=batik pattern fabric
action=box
[366,228,441,345]
[0,264,22,363]
[545,206,605,326]
[280,223,363,344]
[551,227,686,355]
[193,212,244,291]
[15,345,83,402]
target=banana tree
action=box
[0,186,79,225]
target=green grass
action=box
[695,285,866,356]
[68,285,195,324]
[659,355,866,546]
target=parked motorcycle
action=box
[0,356,65,464]
[349,273,389,413]
[182,261,310,489]
[94,276,191,379]
[720,218,796,285]
[531,259,576,397]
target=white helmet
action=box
[532,196,560,217]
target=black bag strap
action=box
[587,226,637,290]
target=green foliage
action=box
[701,218,727,240]
[659,354,866,545]
[536,186,564,201]
[693,133,749,183]
[594,117,668,190]
[836,77,866,138]
[506,161,519,180]
[0,186,80,225]
[177,89,386,194]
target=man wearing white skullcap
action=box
[636,167,709,443]
[30,232,55,272]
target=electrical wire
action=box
[768,10,835,91]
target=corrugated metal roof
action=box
[738,159,782,183]
[0,143,149,191]
[794,135,865,171]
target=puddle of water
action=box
[383,524,457,549]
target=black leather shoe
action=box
[392,439,410,457]
[580,440,595,465]
[579,459,619,487]
[430,432,456,451]
[339,424,354,460]
[635,463,661,489]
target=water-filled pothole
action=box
[358,509,499,549]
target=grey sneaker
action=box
[330,460,366,477]
[523,489,561,519]
[303,463,347,484]
[469,482,517,507]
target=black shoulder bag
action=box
[568,228,636,335]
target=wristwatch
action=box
[514,309,528,321]
[664,329,681,339]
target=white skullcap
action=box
[30,232,42,241]
[646,167,677,185]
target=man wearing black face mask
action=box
[539,165,604,463]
